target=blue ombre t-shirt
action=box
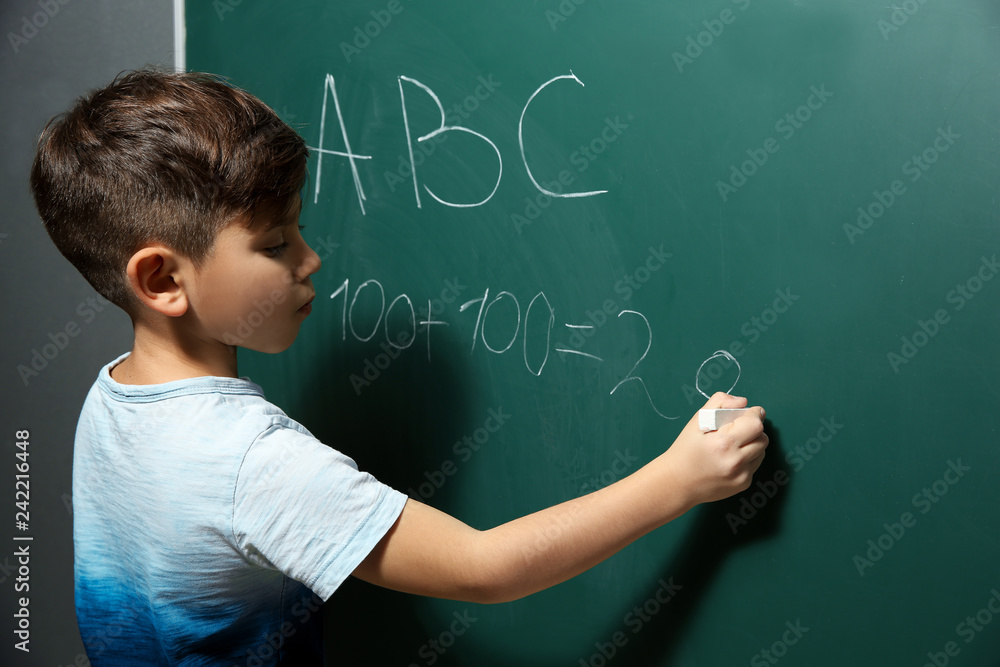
[72,353,408,665]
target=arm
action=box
[352,392,767,604]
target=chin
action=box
[245,336,299,355]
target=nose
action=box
[297,241,322,282]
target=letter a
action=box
[311,74,373,213]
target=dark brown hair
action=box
[30,67,309,316]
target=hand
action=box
[657,392,768,507]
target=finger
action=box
[701,392,748,410]
[745,449,767,475]
[730,420,769,452]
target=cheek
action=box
[244,270,296,316]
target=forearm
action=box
[353,395,766,604]
[355,456,695,605]
[475,457,694,602]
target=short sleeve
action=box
[232,419,407,600]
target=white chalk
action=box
[699,408,750,432]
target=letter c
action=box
[519,73,608,199]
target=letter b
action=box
[39,0,61,17]
[756,477,778,498]
[370,8,391,26]
[747,146,769,167]
[883,521,905,540]
[596,640,618,659]
[703,17,724,36]
[918,319,939,338]
[352,25,370,49]
[48,330,70,350]
[874,188,895,209]
[254,299,275,317]
[587,309,607,328]
[425,469,446,488]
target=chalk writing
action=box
[330,278,699,420]
[309,70,611,212]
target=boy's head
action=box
[30,67,310,319]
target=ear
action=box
[125,246,190,318]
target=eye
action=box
[264,242,289,258]
[264,225,305,257]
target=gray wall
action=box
[1,2,175,663]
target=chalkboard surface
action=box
[187,2,1000,665]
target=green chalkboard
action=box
[187,2,1000,665]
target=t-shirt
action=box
[72,352,408,666]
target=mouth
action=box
[298,295,315,316]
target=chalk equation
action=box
[332,278,738,420]
[310,71,609,214]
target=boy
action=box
[31,68,768,665]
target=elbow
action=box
[464,577,526,605]
[460,578,524,606]
[456,538,533,605]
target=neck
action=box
[111,318,239,385]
